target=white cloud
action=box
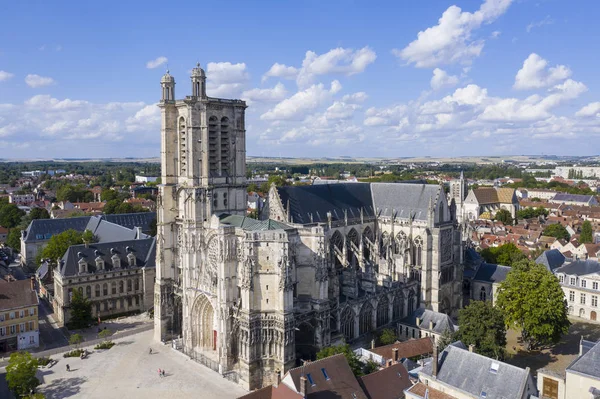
[393,0,513,68]
[513,53,571,90]
[527,15,554,33]
[342,92,368,103]
[576,102,600,118]
[325,102,361,120]
[364,104,408,126]
[242,83,288,105]
[491,31,501,38]
[146,56,168,69]
[25,74,55,88]
[262,63,298,82]
[206,62,250,98]
[296,47,376,87]
[261,81,342,121]
[430,68,459,90]
[0,71,14,82]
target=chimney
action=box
[30,277,35,292]
[135,226,142,238]
[274,370,281,387]
[432,344,438,377]
[371,339,375,349]
[429,321,434,330]
[300,376,308,397]
[392,347,399,362]
[416,317,421,327]
[387,359,393,367]
[469,344,475,353]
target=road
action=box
[37,299,70,351]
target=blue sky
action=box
[1,0,599,158]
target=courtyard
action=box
[2,329,247,399]
[505,317,600,376]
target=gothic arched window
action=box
[407,291,416,314]
[414,237,423,266]
[392,294,404,320]
[220,117,230,176]
[179,117,187,175]
[208,116,218,175]
[359,303,373,335]
[330,231,344,269]
[376,296,390,327]
[480,287,487,301]
[362,226,374,262]
[347,228,359,267]
[341,307,355,341]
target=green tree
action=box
[28,208,50,221]
[6,228,21,250]
[70,290,92,329]
[496,260,570,350]
[580,220,593,244]
[103,199,121,214]
[494,209,513,225]
[267,175,289,187]
[5,351,40,397]
[479,243,526,266]
[98,328,113,343]
[316,344,363,376]
[437,328,456,352]
[38,229,85,266]
[0,203,26,228]
[542,224,570,241]
[379,328,397,345]
[69,333,84,348]
[363,360,379,375]
[457,301,506,359]
[101,188,119,202]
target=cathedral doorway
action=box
[191,295,216,351]
[295,320,317,362]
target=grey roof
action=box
[24,216,92,242]
[276,183,374,224]
[568,339,600,379]
[101,212,156,234]
[464,247,484,279]
[90,219,146,242]
[400,308,457,334]
[422,342,532,399]
[36,261,49,280]
[219,214,293,231]
[552,193,595,203]
[556,259,600,276]
[535,249,566,272]
[371,182,441,221]
[59,238,156,277]
[473,263,511,284]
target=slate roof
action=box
[421,343,532,399]
[535,249,566,272]
[358,363,412,399]
[23,216,92,242]
[567,339,600,379]
[219,214,294,231]
[371,182,441,221]
[102,212,156,234]
[473,263,511,284]
[276,183,374,224]
[91,220,145,242]
[472,187,499,205]
[400,308,457,334]
[555,259,600,276]
[463,248,484,279]
[286,353,368,399]
[370,337,434,361]
[0,279,38,311]
[59,238,156,277]
[552,193,595,203]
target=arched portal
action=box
[340,307,355,341]
[191,295,216,351]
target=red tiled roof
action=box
[358,363,412,399]
[406,382,457,399]
[370,337,434,361]
[0,279,38,311]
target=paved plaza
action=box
[26,329,247,399]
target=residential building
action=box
[154,66,464,390]
[414,341,537,399]
[470,262,510,305]
[135,175,158,183]
[463,187,519,221]
[53,238,155,326]
[0,278,39,352]
[555,259,600,322]
[518,188,558,200]
[356,337,433,367]
[549,193,599,207]
[555,166,600,179]
[397,308,457,344]
[9,193,35,206]
[0,226,8,242]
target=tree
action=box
[496,260,570,350]
[6,228,21,250]
[479,243,526,266]
[316,344,363,376]
[580,220,593,244]
[101,188,119,202]
[5,351,40,397]
[542,224,570,241]
[0,203,26,228]
[70,290,92,329]
[38,229,85,266]
[379,328,397,345]
[494,209,513,225]
[98,328,113,343]
[69,333,84,348]
[457,301,506,359]
[28,208,50,221]
[437,328,456,352]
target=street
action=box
[37,299,70,351]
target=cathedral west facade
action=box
[154,65,465,390]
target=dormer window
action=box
[490,362,499,374]
[112,254,121,269]
[95,257,104,271]
[78,258,87,274]
[127,252,136,267]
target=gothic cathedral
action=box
[154,65,464,390]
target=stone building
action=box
[153,65,465,391]
[0,278,39,352]
[554,259,600,322]
[53,238,155,326]
[462,187,519,221]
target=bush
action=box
[63,349,84,358]
[36,357,52,366]
[94,341,115,350]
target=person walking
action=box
[66,364,70,372]
[149,347,153,355]
[162,369,165,377]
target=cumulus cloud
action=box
[242,83,287,105]
[513,53,571,90]
[25,74,55,88]
[260,81,342,121]
[430,68,459,90]
[146,56,168,69]
[296,47,376,87]
[575,102,600,118]
[0,71,14,82]
[325,102,361,120]
[527,15,554,33]
[393,0,513,68]
[262,63,298,82]
[206,62,250,98]
[342,92,369,103]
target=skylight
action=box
[481,391,487,398]
[490,362,499,374]
[321,368,330,380]
[306,373,315,386]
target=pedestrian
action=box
[162,369,165,377]
[158,368,162,378]
[66,364,70,372]
[149,347,153,355]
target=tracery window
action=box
[340,307,354,340]
[359,303,373,335]
[392,294,404,320]
[376,296,390,327]
[479,287,486,301]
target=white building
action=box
[555,166,600,179]
[135,175,158,183]
[9,193,35,206]
[555,260,600,322]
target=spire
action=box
[191,62,206,98]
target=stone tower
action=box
[450,171,468,223]
[154,64,247,344]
